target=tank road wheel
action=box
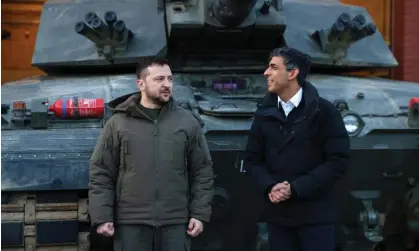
[1,192,90,251]
[372,181,419,251]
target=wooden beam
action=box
[1,0,46,83]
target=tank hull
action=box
[2,126,419,251]
[2,72,419,251]
[3,0,419,249]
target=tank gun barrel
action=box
[348,19,363,40]
[338,12,351,26]
[353,13,366,26]
[112,20,127,42]
[363,23,377,36]
[327,13,351,43]
[328,19,346,42]
[91,17,111,40]
[85,12,97,25]
[104,11,117,40]
[75,21,102,45]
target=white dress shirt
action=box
[278,88,303,117]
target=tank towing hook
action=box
[351,191,384,244]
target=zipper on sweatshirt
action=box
[153,119,160,228]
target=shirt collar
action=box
[278,87,303,107]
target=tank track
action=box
[1,191,90,251]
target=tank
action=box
[2,0,419,250]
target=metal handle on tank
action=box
[382,172,404,179]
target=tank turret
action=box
[31,0,395,74]
[31,0,287,74]
[2,1,419,251]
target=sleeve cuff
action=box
[290,184,298,198]
[265,183,276,196]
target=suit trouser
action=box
[267,223,334,251]
[113,224,190,251]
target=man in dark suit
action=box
[244,47,350,251]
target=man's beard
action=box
[145,88,170,107]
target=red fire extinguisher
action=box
[48,97,105,119]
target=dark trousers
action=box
[113,224,190,251]
[267,223,334,251]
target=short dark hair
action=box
[269,46,312,85]
[136,57,170,79]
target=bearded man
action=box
[88,58,214,251]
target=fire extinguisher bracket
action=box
[30,98,49,129]
[408,100,419,128]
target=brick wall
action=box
[403,0,419,82]
[392,0,419,83]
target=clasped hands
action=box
[268,181,291,203]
